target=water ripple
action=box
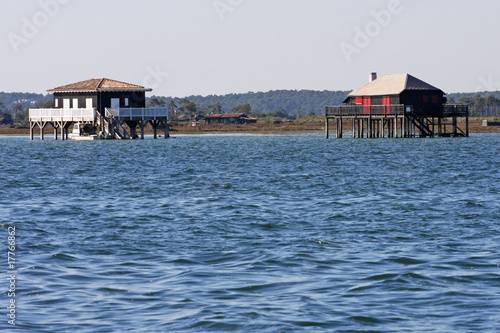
[1,134,499,332]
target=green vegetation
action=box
[0,92,51,110]
[148,90,351,116]
[0,99,53,128]
[447,94,500,117]
[1,89,500,130]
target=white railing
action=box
[107,108,169,120]
[29,108,96,122]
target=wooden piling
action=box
[325,116,329,139]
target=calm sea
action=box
[0,134,499,332]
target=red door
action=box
[382,96,390,114]
[363,97,371,114]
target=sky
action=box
[1,0,500,97]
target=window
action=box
[111,98,120,109]
[55,99,59,107]
[73,98,79,109]
[125,98,129,107]
[423,95,429,103]
[432,95,438,103]
[355,96,363,105]
[86,98,93,109]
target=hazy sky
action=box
[1,0,500,97]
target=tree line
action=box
[448,94,500,117]
[1,89,500,127]
[147,89,350,117]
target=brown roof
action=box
[348,74,444,97]
[221,113,246,118]
[47,78,152,92]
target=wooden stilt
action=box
[60,122,65,140]
[65,123,70,140]
[152,121,158,139]
[368,115,372,138]
[325,117,329,139]
[30,122,35,140]
[453,116,457,136]
[36,121,48,141]
[465,112,469,137]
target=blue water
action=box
[0,134,499,332]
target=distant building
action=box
[204,113,257,125]
[325,73,469,138]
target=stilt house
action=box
[29,78,169,140]
[325,73,469,138]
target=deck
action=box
[325,104,469,138]
[107,108,169,121]
[28,107,169,140]
[29,108,96,122]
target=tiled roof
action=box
[348,74,444,97]
[221,113,246,118]
[47,78,152,92]
[205,113,247,118]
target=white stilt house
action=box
[29,78,169,140]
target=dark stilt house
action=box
[29,78,169,140]
[325,73,469,138]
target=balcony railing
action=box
[107,108,169,120]
[29,108,96,122]
[442,104,469,117]
[326,104,468,117]
[325,104,407,116]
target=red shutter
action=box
[355,97,362,105]
[382,96,391,114]
[432,95,438,103]
[423,95,429,103]
[362,97,371,114]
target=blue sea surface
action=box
[0,134,499,332]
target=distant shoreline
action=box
[1,118,499,136]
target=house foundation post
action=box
[30,122,35,140]
[452,115,458,136]
[139,120,145,139]
[38,122,47,141]
[325,116,329,139]
[465,111,469,137]
[368,115,372,138]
